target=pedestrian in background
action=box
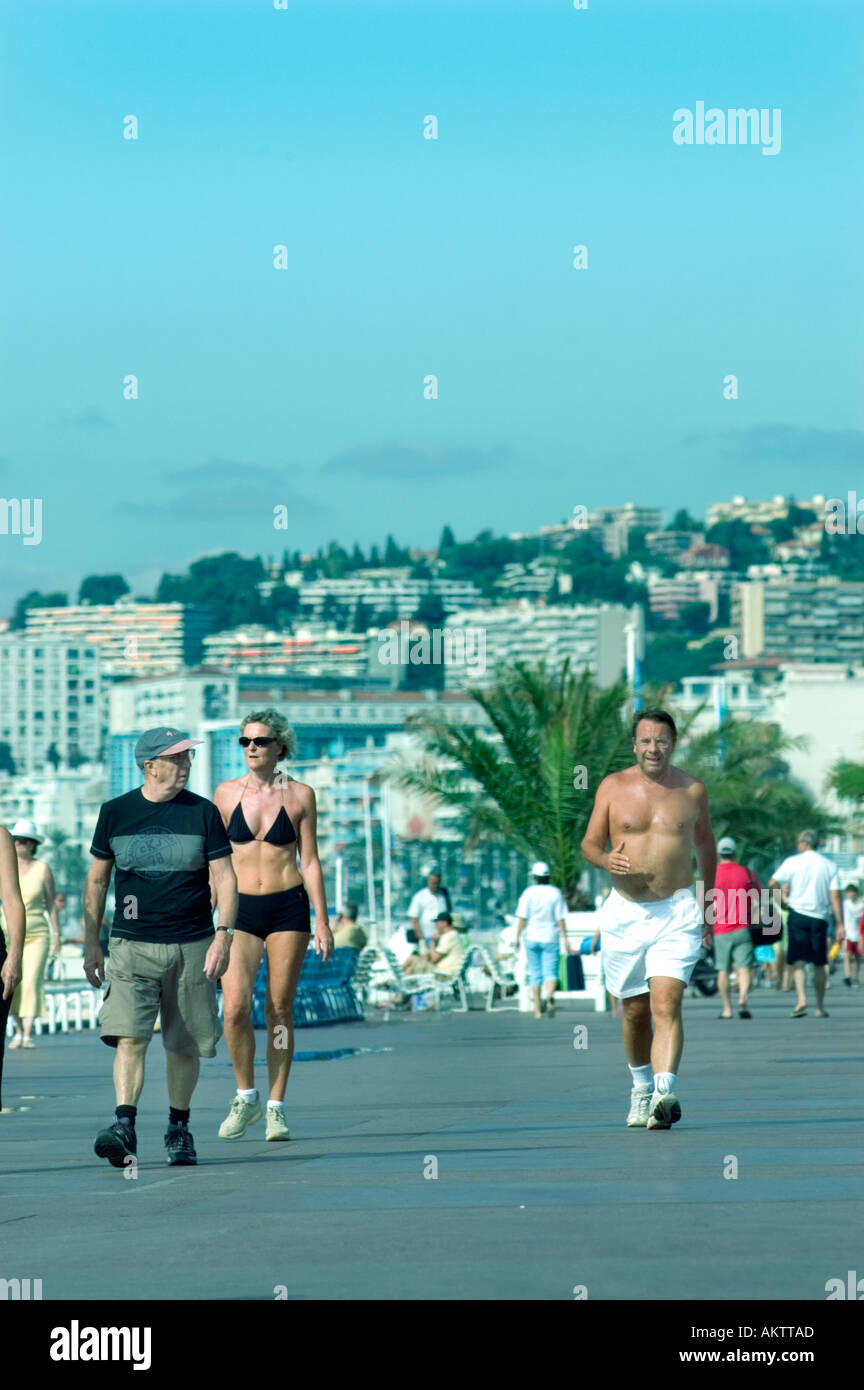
[711,836,759,1020]
[769,830,843,1019]
[1,820,61,1049]
[841,883,861,989]
[514,862,568,1019]
[332,901,367,952]
[0,826,26,1109]
[408,865,450,947]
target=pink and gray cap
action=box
[134,727,202,769]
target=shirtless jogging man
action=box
[581,708,716,1130]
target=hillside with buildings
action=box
[3,492,864,927]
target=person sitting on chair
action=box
[331,901,367,952]
[402,912,467,978]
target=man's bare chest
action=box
[610,789,697,836]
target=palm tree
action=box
[388,661,634,905]
[390,663,840,900]
[42,828,89,903]
[825,758,864,805]
[677,716,839,877]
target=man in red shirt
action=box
[711,836,758,1018]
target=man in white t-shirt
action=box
[514,862,568,1019]
[408,867,449,946]
[768,830,843,1019]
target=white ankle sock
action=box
[267,1100,285,1112]
[629,1064,653,1088]
[653,1071,677,1095]
[238,1088,258,1104]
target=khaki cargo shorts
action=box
[99,935,222,1057]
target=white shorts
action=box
[599,888,703,999]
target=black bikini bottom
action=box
[235,885,311,940]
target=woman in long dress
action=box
[1,819,61,1048]
[0,825,26,1108]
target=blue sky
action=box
[0,0,861,614]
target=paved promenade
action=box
[1,984,861,1301]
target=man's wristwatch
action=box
[216,926,234,937]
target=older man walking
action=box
[84,727,238,1167]
[769,830,842,1019]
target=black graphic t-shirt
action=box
[90,788,232,943]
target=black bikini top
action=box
[227,782,297,847]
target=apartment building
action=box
[734,577,864,662]
[108,668,238,735]
[439,601,644,690]
[285,570,482,621]
[25,600,211,675]
[0,637,102,774]
[707,495,826,529]
[203,625,371,683]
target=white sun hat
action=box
[10,818,43,844]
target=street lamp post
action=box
[362,777,377,931]
[381,779,392,939]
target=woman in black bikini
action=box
[213,710,332,1142]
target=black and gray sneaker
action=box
[164,1123,197,1166]
[94,1119,137,1169]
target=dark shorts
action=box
[787,909,829,967]
[235,885,311,941]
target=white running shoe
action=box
[218,1095,263,1139]
[266,1107,291,1141]
[646,1091,682,1130]
[626,1084,653,1127]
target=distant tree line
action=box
[8,500,861,650]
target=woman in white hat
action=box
[514,862,569,1019]
[0,819,61,1048]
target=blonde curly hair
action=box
[240,709,297,761]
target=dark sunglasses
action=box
[239,736,276,748]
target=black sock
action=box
[169,1107,190,1127]
[116,1105,137,1126]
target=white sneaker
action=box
[218,1095,263,1139]
[646,1091,682,1130]
[265,1107,291,1142]
[626,1084,652,1127]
